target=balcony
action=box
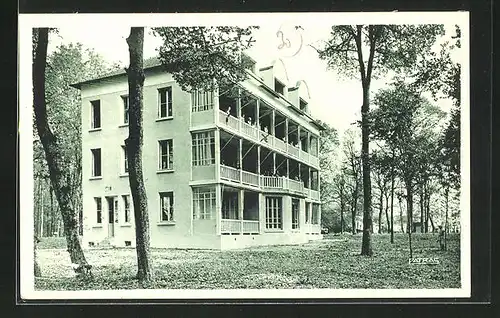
[221,219,260,234]
[219,165,318,198]
[216,109,319,168]
[309,189,320,201]
[259,175,306,197]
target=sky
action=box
[45,15,463,140]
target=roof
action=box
[70,57,163,89]
[71,55,326,131]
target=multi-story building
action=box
[72,55,324,250]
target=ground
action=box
[34,233,460,290]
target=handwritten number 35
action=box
[277,30,291,49]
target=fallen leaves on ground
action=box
[35,233,461,290]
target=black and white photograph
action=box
[19,12,470,300]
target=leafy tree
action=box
[342,128,362,235]
[34,42,111,238]
[317,24,445,255]
[412,25,461,190]
[317,121,340,231]
[331,168,349,233]
[32,28,91,277]
[370,82,445,257]
[371,150,391,234]
[151,26,258,93]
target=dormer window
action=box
[274,79,285,95]
[299,98,308,112]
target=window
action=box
[193,187,216,220]
[191,90,214,112]
[222,192,238,220]
[91,148,102,177]
[121,95,129,124]
[299,98,308,112]
[90,100,101,129]
[312,203,320,224]
[158,87,173,118]
[292,199,300,229]
[305,202,311,224]
[274,79,285,95]
[192,131,215,166]
[95,197,102,223]
[158,139,173,170]
[265,197,282,230]
[122,145,128,174]
[122,195,130,223]
[159,192,174,222]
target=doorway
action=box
[106,196,118,238]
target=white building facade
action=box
[73,56,324,250]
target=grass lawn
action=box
[35,233,460,290]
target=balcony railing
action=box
[274,138,287,153]
[241,121,259,140]
[221,219,241,233]
[260,175,284,188]
[287,144,300,158]
[259,130,274,146]
[310,189,320,201]
[218,109,239,131]
[260,175,305,196]
[300,149,310,162]
[242,220,260,234]
[221,219,260,234]
[218,165,317,199]
[310,156,319,167]
[215,111,319,167]
[242,170,259,188]
[288,178,304,194]
[220,165,240,183]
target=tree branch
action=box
[354,25,366,84]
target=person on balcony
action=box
[225,106,231,123]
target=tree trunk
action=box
[126,27,154,284]
[384,192,390,234]
[35,179,41,237]
[429,214,435,232]
[360,82,373,255]
[40,188,44,237]
[50,185,54,235]
[398,195,405,233]
[34,235,41,277]
[444,185,449,251]
[378,194,383,234]
[390,166,395,243]
[340,197,344,234]
[32,28,90,274]
[419,185,424,233]
[425,192,431,233]
[406,182,413,259]
[352,25,374,256]
[351,204,356,235]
